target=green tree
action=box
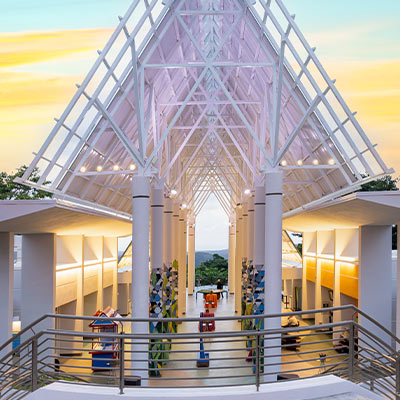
[195,254,228,286]
[359,175,399,192]
[0,165,52,200]
[358,175,399,249]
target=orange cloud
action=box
[324,58,400,174]
[0,28,112,68]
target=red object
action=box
[205,293,217,309]
[198,312,215,332]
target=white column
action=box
[21,233,56,334]
[76,235,84,332]
[163,197,173,265]
[254,185,265,265]
[97,237,104,310]
[359,225,392,344]
[131,175,151,383]
[0,232,14,352]
[112,237,118,310]
[315,255,323,325]
[228,222,236,293]
[172,203,180,263]
[264,169,283,381]
[151,186,164,270]
[333,230,341,341]
[242,202,248,261]
[235,206,242,313]
[178,209,186,316]
[248,194,255,262]
[187,218,195,295]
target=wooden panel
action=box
[320,260,334,290]
[305,258,316,282]
[340,262,358,299]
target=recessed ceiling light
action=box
[96,165,103,172]
[113,165,119,171]
[170,189,177,196]
[181,203,187,209]
[244,189,251,195]
[312,159,319,166]
[281,160,287,166]
[129,164,136,171]
[328,158,336,165]
[80,166,86,173]
[297,160,303,166]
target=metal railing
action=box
[0,305,399,399]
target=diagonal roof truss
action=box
[19,0,392,219]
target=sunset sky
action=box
[0,0,399,249]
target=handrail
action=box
[3,304,399,356]
[1,306,400,400]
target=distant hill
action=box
[195,249,228,267]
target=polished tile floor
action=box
[59,288,345,388]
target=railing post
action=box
[348,321,354,381]
[31,338,38,392]
[119,336,125,395]
[255,332,260,391]
[396,351,400,400]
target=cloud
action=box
[323,58,400,175]
[0,28,112,69]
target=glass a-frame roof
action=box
[18,0,392,219]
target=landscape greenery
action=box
[0,165,52,200]
[195,253,228,286]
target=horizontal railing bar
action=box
[261,360,348,376]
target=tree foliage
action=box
[359,175,399,192]
[0,165,52,200]
[195,253,228,286]
[357,175,399,249]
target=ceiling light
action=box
[244,189,251,195]
[328,158,336,165]
[312,159,319,166]
[129,163,136,171]
[297,160,303,166]
[281,160,287,166]
[80,166,86,173]
[113,165,119,171]
[96,165,103,172]
[181,203,187,209]
[170,189,177,197]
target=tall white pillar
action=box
[172,203,180,263]
[254,185,265,265]
[314,259,323,325]
[242,202,248,261]
[187,218,195,295]
[163,197,173,265]
[359,225,392,344]
[131,175,151,383]
[178,209,186,316]
[151,186,164,270]
[248,194,255,262]
[0,232,14,352]
[235,206,243,313]
[228,222,236,293]
[21,233,56,326]
[264,169,283,381]
[97,237,104,310]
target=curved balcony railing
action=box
[0,305,399,400]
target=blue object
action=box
[91,350,114,370]
[196,314,210,367]
[12,334,20,350]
